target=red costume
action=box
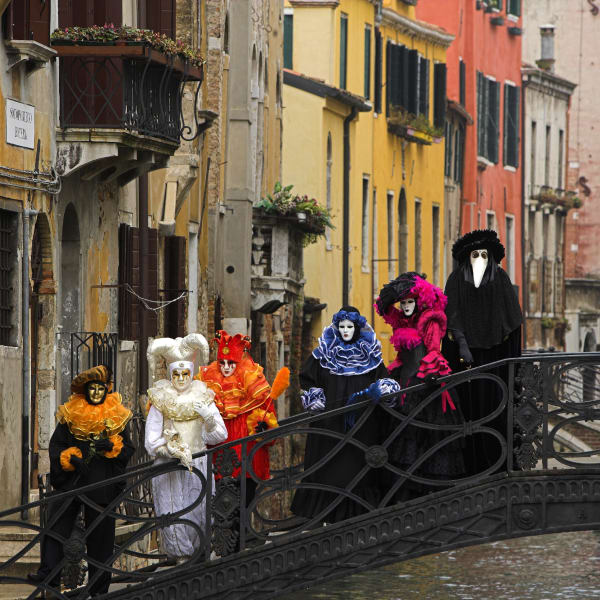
[195,331,276,480]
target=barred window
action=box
[0,209,18,347]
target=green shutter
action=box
[503,83,509,165]
[283,14,293,70]
[364,26,371,99]
[340,14,348,90]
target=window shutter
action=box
[7,0,51,43]
[364,26,371,99]
[399,45,409,110]
[503,83,509,166]
[512,86,520,168]
[142,0,175,37]
[118,224,140,341]
[385,40,391,115]
[487,80,500,163]
[147,228,158,337]
[477,72,483,156]
[504,85,520,168]
[407,49,419,115]
[283,13,293,70]
[419,57,429,118]
[389,44,398,108]
[58,0,73,27]
[445,122,453,177]
[164,236,187,339]
[433,62,447,129]
[459,59,466,106]
[374,28,382,114]
[339,13,348,90]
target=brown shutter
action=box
[164,235,187,338]
[94,0,122,26]
[5,0,50,44]
[28,0,51,44]
[118,224,140,341]
[142,0,176,37]
[147,228,158,337]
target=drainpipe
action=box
[520,79,527,350]
[342,106,358,306]
[139,174,149,394]
[21,205,37,518]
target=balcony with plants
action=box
[387,106,444,145]
[529,184,581,212]
[52,24,205,182]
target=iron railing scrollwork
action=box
[2,352,600,598]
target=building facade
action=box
[283,0,451,364]
[417,0,524,302]
[523,1,600,355]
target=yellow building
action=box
[283,0,453,363]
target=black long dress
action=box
[386,344,466,503]
[291,356,389,523]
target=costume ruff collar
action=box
[56,393,132,440]
[148,379,215,421]
[313,324,383,376]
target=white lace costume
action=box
[145,378,227,558]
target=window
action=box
[558,129,564,189]
[0,209,18,347]
[545,125,551,186]
[6,0,51,45]
[530,121,537,189]
[419,56,430,118]
[386,44,430,119]
[364,25,371,99]
[372,189,378,294]
[340,13,348,90]
[444,122,454,178]
[505,215,515,280]
[477,73,500,163]
[414,200,422,273]
[507,0,521,16]
[432,205,440,286]
[138,0,176,37]
[118,224,158,341]
[503,83,520,168]
[326,133,332,250]
[374,28,382,113]
[486,211,496,230]
[433,63,447,130]
[459,59,466,106]
[387,192,395,280]
[283,11,294,70]
[454,125,465,183]
[361,176,370,271]
[398,189,408,272]
[164,236,187,338]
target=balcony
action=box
[54,43,203,184]
[529,184,581,213]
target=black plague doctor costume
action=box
[28,365,135,596]
[442,229,522,475]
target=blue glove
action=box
[301,387,326,413]
[349,379,401,408]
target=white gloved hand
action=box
[193,397,214,421]
[155,445,171,459]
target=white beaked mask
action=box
[338,319,355,342]
[400,298,416,316]
[219,359,237,378]
[470,248,489,288]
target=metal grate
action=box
[0,210,16,346]
[70,332,118,386]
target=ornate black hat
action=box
[452,229,505,264]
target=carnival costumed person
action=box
[290,306,393,524]
[373,272,466,502]
[28,365,134,596]
[442,229,523,475]
[145,334,228,561]
[195,330,288,508]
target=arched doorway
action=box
[30,213,56,481]
[59,204,81,404]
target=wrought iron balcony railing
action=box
[56,45,203,144]
[2,352,600,598]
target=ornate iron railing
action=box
[57,46,203,143]
[2,352,600,598]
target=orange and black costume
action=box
[32,366,134,596]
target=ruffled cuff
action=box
[301,387,326,412]
[416,350,451,379]
[60,447,82,471]
[103,435,123,458]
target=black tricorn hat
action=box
[452,229,505,264]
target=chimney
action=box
[537,24,555,72]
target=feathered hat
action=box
[147,333,210,382]
[214,330,251,363]
[452,229,505,264]
[71,364,111,394]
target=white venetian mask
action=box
[470,248,489,288]
[219,359,237,378]
[400,298,416,316]
[171,368,192,393]
[338,319,356,342]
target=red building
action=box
[417,0,523,298]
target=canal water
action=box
[286,530,600,599]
